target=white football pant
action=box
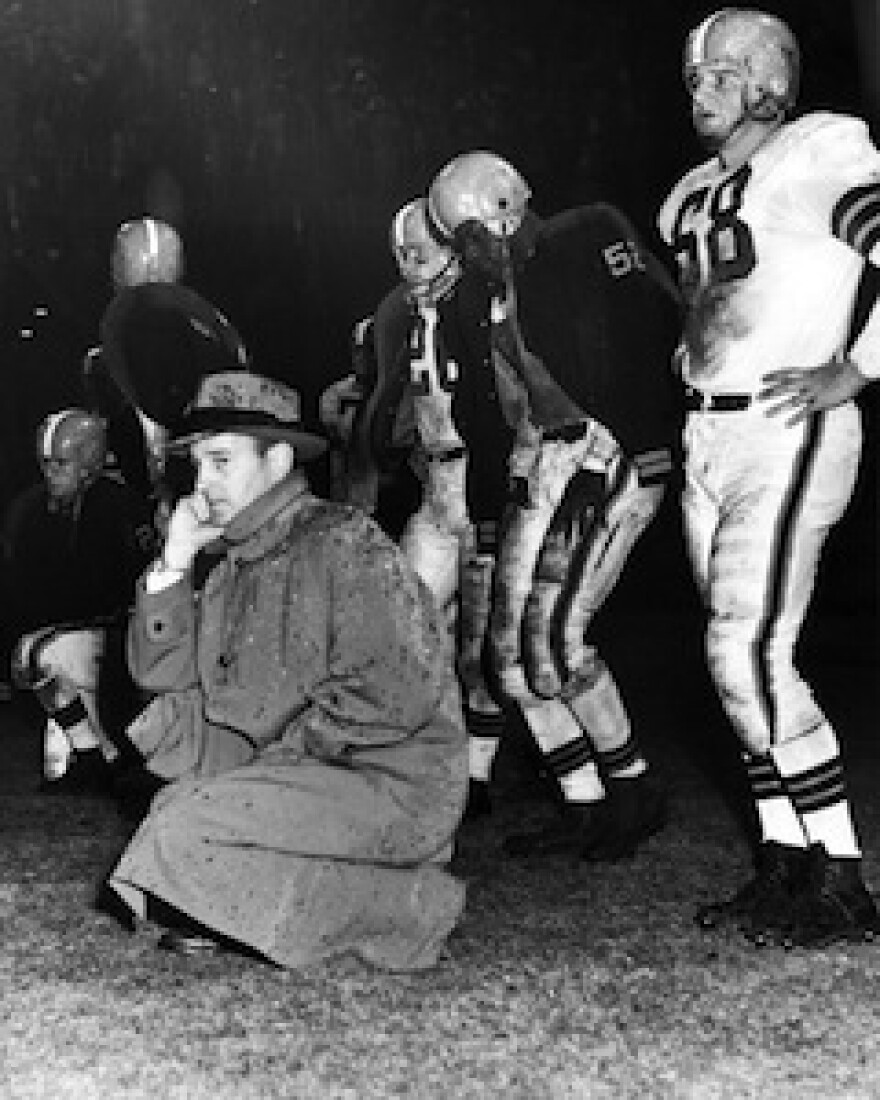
[682,401,862,755]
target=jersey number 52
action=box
[672,163,756,287]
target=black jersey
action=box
[513,204,683,459]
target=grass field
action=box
[1,609,878,1099]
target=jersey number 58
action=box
[672,163,756,288]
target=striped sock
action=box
[521,698,605,804]
[544,737,605,804]
[784,757,860,858]
[774,725,861,858]
[33,675,100,752]
[465,707,504,782]
[596,736,648,781]
[54,696,100,752]
[744,751,807,848]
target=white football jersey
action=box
[658,112,880,390]
[407,304,464,455]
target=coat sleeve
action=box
[289,515,457,759]
[125,569,257,780]
[125,687,256,781]
[127,570,200,693]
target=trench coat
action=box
[107,471,469,970]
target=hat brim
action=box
[168,407,328,463]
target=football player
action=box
[421,151,683,856]
[318,316,380,510]
[384,199,469,621]
[3,409,157,792]
[87,216,251,527]
[657,8,880,947]
[344,198,507,815]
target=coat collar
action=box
[220,470,312,562]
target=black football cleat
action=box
[695,841,810,938]
[775,845,880,950]
[580,774,668,862]
[39,748,115,796]
[503,800,613,857]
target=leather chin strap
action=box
[415,257,462,305]
[715,101,785,167]
[746,85,786,123]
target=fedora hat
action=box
[170,371,328,463]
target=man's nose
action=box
[692,87,709,108]
[696,83,726,112]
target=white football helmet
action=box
[37,409,107,502]
[426,152,531,242]
[111,217,184,289]
[683,8,800,121]
[390,199,461,303]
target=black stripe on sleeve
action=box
[831,182,880,255]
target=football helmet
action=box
[427,152,531,242]
[683,8,800,121]
[111,217,184,289]
[389,199,461,303]
[37,409,107,501]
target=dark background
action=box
[0,0,876,621]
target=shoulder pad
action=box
[544,203,636,238]
[773,112,880,175]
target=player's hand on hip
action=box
[759,358,870,426]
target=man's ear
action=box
[266,440,295,482]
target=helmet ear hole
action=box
[428,151,531,242]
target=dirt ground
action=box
[1,605,878,1099]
